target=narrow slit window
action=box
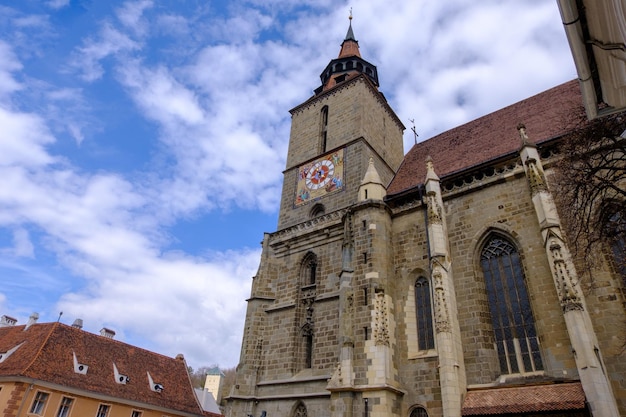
[415,277,435,350]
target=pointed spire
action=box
[359,157,386,201]
[338,11,361,59]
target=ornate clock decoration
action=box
[295,148,345,206]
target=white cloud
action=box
[71,23,140,82]
[0,107,56,167]
[0,41,22,97]
[12,228,34,258]
[115,0,153,37]
[45,0,70,9]
[118,62,204,126]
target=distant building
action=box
[195,388,222,415]
[0,314,221,417]
[203,367,225,405]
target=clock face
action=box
[305,160,334,190]
[295,149,345,206]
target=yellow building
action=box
[0,316,220,417]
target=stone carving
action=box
[549,237,584,312]
[432,267,451,333]
[374,292,390,346]
[294,403,307,417]
[524,157,548,195]
[301,298,315,336]
[426,191,443,225]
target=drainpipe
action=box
[557,0,599,118]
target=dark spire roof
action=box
[344,19,356,42]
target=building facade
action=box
[225,21,626,417]
[0,315,219,417]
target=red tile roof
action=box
[462,382,586,415]
[387,80,585,196]
[0,322,210,416]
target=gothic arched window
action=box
[320,106,329,153]
[480,235,543,375]
[293,402,307,417]
[301,253,318,286]
[410,406,428,417]
[310,203,325,218]
[415,276,434,351]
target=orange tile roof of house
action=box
[462,382,586,415]
[0,322,216,416]
[387,80,585,196]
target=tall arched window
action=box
[301,253,318,286]
[320,106,329,152]
[415,277,434,350]
[480,235,543,374]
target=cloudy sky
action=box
[0,0,576,370]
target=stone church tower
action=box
[225,19,626,417]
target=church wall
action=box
[278,142,396,230]
[278,77,403,230]
[543,169,626,413]
[583,261,626,413]
[285,78,403,172]
[442,170,578,385]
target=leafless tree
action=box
[553,110,626,283]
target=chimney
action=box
[25,313,39,330]
[72,319,83,329]
[0,315,17,327]
[100,328,116,339]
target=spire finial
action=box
[349,7,353,21]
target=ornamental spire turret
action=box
[316,12,379,94]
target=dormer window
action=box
[147,372,164,393]
[72,352,88,374]
[0,342,23,363]
[113,363,130,384]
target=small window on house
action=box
[56,397,73,417]
[30,392,49,415]
[96,404,110,417]
[131,411,142,417]
[415,277,435,351]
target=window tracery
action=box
[480,235,543,374]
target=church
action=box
[224,19,626,417]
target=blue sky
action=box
[0,0,576,370]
